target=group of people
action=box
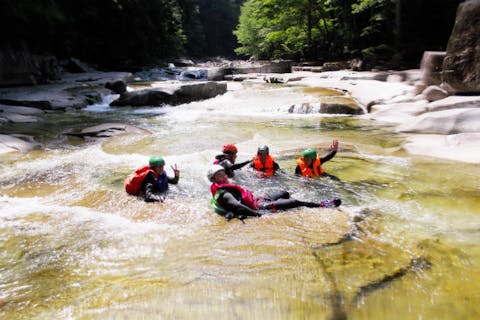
[125,140,341,220]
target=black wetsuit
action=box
[214,154,251,178]
[216,188,338,220]
[294,150,337,175]
[141,171,179,202]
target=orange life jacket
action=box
[296,157,324,177]
[252,155,275,177]
[124,165,158,195]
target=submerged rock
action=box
[66,123,150,139]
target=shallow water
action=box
[1,81,479,319]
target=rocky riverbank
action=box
[288,70,480,163]
[1,66,479,163]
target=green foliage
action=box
[234,0,399,62]
[0,0,460,68]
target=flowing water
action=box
[1,81,479,319]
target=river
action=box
[1,80,479,319]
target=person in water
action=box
[250,145,281,177]
[295,139,339,178]
[207,165,341,220]
[124,156,180,202]
[213,143,251,178]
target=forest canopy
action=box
[0,0,459,69]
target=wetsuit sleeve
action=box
[167,175,179,185]
[142,172,162,202]
[218,191,260,217]
[320,150,337,163]
[294,165,302,175]
[273,162,280,171]
[231,159,252,171]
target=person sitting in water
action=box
[213,143,251,178]
[207,165,341,220]
[124,156,180,202]
[250,145,281,177]
[295,139,339,178]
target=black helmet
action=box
[257,145,269,155]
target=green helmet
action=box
[149,156,165,167]
[302,148,317,159]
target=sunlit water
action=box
[1,81,479,319]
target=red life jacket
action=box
[124,165,157,195]
[210,183,258,210]
[252,155,275,177]
[296,157,324,177]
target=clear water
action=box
[1,81,479,319]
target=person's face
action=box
[213,170,228,184]
[258,151,268,162]
[304,158,313,166]
[154,165,165,175]
[227,152,237,163]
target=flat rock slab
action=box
[67,123,150,139]
[0,134,40,154]
[398,108,480,134]
[402,133,480,163]
[0,72,132,110]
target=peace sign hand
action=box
[330,139,339,152]
[171,164,180,177]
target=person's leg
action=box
[264,190,290,201]
[258,198,341,211]
[258,198,318,211]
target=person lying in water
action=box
[125,156,180,202]
[249,145,282,177]
[207,165,341,220]
[295,139,339,178]
[213,143,252,178]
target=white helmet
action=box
[207,164,225,181]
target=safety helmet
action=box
[222,144,238,154]
[207,164,226,181]
[149,156,165,167]
[302,148,317,160]
[257,145,269,155]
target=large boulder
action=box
[422,85,449,102]
[110,89,173,107]
[110,82,227,107]
[105,80,127,94]
[442,0,480,93]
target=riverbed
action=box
[1,80,479,319]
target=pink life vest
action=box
[210,183,258,210]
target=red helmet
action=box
[222,144,238,154]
